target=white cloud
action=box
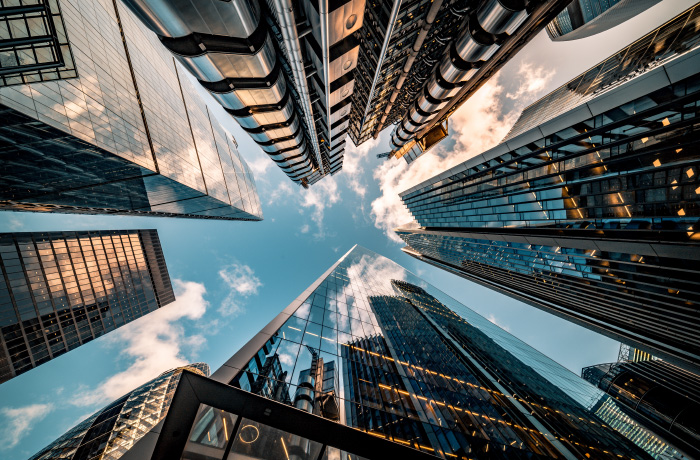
[371,63,555,243]
[247,155,274,177]
[300,224,310,234]
[299,177,340,239]
[342,135,381,199]
[506,61,556,102]
[267,181,294,206]
[218,263,262,317]
[487,314,511,332]
[7,218,23,231]
[0,404,54,449]
[72,280,208,407]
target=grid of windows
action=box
[402,72,700,229]
[0,229,175,383]
[0,0,262,220]
[516,4,700,140]
[0,0,77,86]
[29,363,210,460]
[230,246,681,459]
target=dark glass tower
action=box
[397,5,700,374]
[122,245,693,459]
[546,0,662,41]
[0,229,175,384]
[29,363,210,460]
[0,0,262,220]
[582,359,700,459]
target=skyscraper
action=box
[397,4,700,374]
[121,0,573,183]
[119,246,687,459]
[582,359,700,458]
[0,0,262,220]
[546,0,662,41]
[0,229,175,384]
[29,362,210,460]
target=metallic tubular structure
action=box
[376,0,444,134]
[272,0,324,175]
[391,0,528,150]
[121,0,363,187]
[359,0,403,129]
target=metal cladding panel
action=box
[539,103,595,138]
[328,45,360,83]
[329,79,354,107]
[585,67,672,117]
[327,0,365,45]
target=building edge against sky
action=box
[397,4,700,374]
[0,229,175,384]
[29,363,210,460]
[0,0,262,221]
[546,0,663,41]
[119,246,689,460]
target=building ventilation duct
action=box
[390,0,528,149]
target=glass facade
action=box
[29,362,210,460]
[0,0,262,220]
[513,4,700,140]
[0,229,175,384]
[582,359,700,459]
[225,246,684,459]
[546,0,661,42]
[397,12,700,373]
[0,0,78,86]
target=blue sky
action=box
[0,1,694,457]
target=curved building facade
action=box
[546,0,662,41]
[29,363,210,460]
[583,360,700,459]
[121,0,367,187]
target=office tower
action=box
[397,4,700,374]
[121,1,571,182]
[0,229,175,384]
[29,363,210,460]
[582,359,700,458]
[547,0,662,41]
[0,0,262,221]
[119,245,687,459]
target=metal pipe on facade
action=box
[273,0,324,172]
[319,0,332,166]
[360,0,403,129]
[391,0,528,149]
[120,0,316,185]
[375,0,443,135]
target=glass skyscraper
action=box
[0,0,262,220]
[29,362,210,460]
[546,0,662,41]
[0,229,175,384]
[118,246,688,459]
[397,4,700,374]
